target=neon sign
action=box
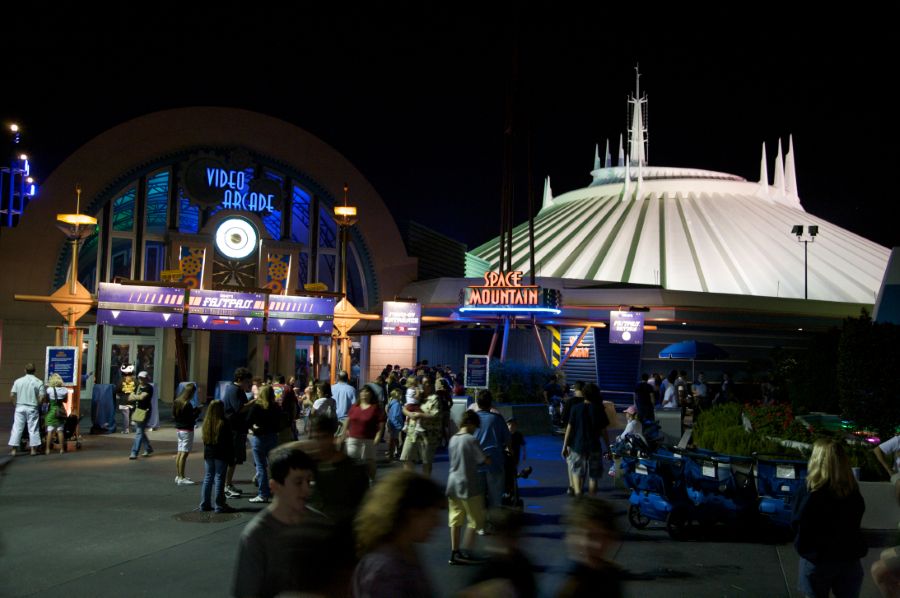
[563,335,590,358]
[206,168,275,213]
[460,271,562,314]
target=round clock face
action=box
[215,217,257,259]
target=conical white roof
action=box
[469,168,889,303]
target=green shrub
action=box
[487,359,555,404]
[693,404,787,457]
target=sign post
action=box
[45,346,78,386]
[609,311,645,345]
[464,354,490,389]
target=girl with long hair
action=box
[44,373,68,455]
[352,470,445,597]
[198,400,236,513]
[792,438,867,598]
[246,384,280,503]
[172,383,199,485]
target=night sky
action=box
[5,3,895,250]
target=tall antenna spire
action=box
[604,138,611,168]
[541,176,553,210]
[758,142,769,197]
[593,143,601,171]
[785,134,798,198]
[628,65,648,168]
[617,134,624,167]
[773,138,786,199]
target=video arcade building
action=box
[0,107,418,401]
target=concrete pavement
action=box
[0,403,892,597]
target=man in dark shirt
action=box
[223,367,253,499]
[562,383,609,497]
[633,374,655,423]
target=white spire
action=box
[604,139,611,168]
[623,160,631,200]
[773,139,786,199]
[758,142,769,197]
[541,176,553,210]
[785,134,798,198]
[593,143,601,171]
[617,134,624,167]
[628,66,648,168]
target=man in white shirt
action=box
[874,434,900,484]
[331,371,357,420]
[8,363,46,456]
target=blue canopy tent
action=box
[658,340,728,380]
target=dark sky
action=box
[5,3,895,249]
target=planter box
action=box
[859,481,900,531]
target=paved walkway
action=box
[0,403,891,597]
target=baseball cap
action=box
[624,405,637,415]
[137,371,149,379]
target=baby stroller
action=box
[753,454,807,528]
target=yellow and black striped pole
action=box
[548,326,560,368]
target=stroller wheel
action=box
[628,504,651,529]
[666,510,690,540]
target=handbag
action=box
[132,407,148,423]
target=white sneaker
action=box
[175,476,182,484]
[177,477,196,486]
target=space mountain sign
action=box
[459,271,562,314]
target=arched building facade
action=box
[0,107,417,400]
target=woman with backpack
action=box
[44,373,69,455]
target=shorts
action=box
[46,424,64,433]
[176,429,194,452]
[346,437,376,462]
[387,423,402,439]
[448,495,486,529]
[567,449,604,480]
[232,433,248,465]
[400,434,436,464]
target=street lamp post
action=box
[791,224,818,299]
[333,184,358,380]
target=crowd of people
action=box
[7,358,900,598]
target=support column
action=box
[500,316,511,362]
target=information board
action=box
[266,295,336,334]
[464,354,489,389]
[96,283,185,328]
[382,301,421,336]
[187,289,266,332]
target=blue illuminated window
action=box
[291,186,311,246]
[178,188,199,234]
[112,189,136,232]
[318,254,335,291]
[261,169,283,239]
[144,240,165,281]
[78,226,99,291]
[319,207,336,248]
[145,170,169,235]
[110,238,133,279]
[298,252,309,286]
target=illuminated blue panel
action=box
[178,188,199,234]
[458,306,562,315]
[144,240,166,281]
[318,255,335,291]
[112,189,136,232]
[291,186,311,246]
[145,171,169,235]
[110,238,133,279]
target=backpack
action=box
[315,397,336,419]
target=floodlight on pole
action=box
[791,224,818,299]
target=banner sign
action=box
[460,271,561,314]
[97,283,185,328]
[609,311,645,345]
[266,295,336,334]
[46,346,78,386]
[187,289,266,331]
[464,354,489,389]
[382,301,421,336]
